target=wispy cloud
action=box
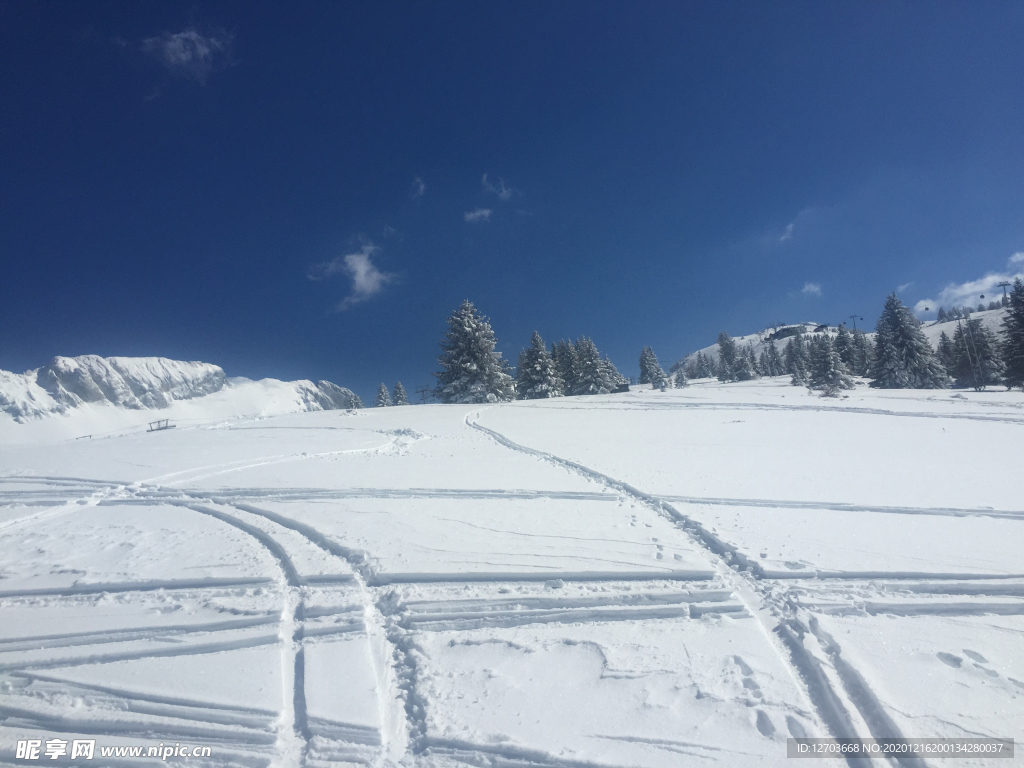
[482,174,514,201]
[307,243,396,310]
[913,267,1024,316]
[141,28,233,83]
[410,177,425,200]
[897,281,914,293]
[1009,252,1024,265]
[801,282,822,297]
[464,208,492,223]
[780,222,794,242]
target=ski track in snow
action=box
[464,408,1024,768]
[1,391,1022,767]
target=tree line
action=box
[378,279,1024,406]
[431,300,634,404]
[695,279,1024,394]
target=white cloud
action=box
[141,28,233,83]
[780,223,794,242]
[913,269,1024,316]
[464,208,492,223]
[897,282,914,293]
[307,243,396,310]
[410,177,425,200]
[801,282,822,297]
[1009,252,1024,265]
[482,174,514,201]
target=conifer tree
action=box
[870,293,950,389]
[392,381,408,405]
[1002,278,1024,390]
[600,354,629,390]
[716,333,739,382]
[733,350,755,381]
[691,352,714,378]
[761,340,784,376]
[807,335,854,395]
[852,329,873,376]
[745,344,759,378]
[807,335,827,385]
[376,383,393,407]
[639,346,669,389]
[937,307,948,322]
[672,368,687,388]
[706,354,719,379]
[516,331,564,399]
[638,346,660,384]
[650,365,670,391]
[786,333,809,385]
[551,340,579,394]
[936,331,956,376]
[571,337,617,395]
[951,319,1004,389]
[434,300,516,403]
[834,325,855,370]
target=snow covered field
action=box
[1,379,1022,767]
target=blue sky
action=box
[2,2,1024,401]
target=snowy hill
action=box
[672,306,1009,372]
[0,355,361,425]
[671,322,841,371]
[918,306,1007,348]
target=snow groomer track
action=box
[1,380,1022,767]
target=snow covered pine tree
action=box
[638,346,659,384]
[376,383,393,407]
[1002,278,1024,390]
[807,335,854,396]
[695,352,714,379]
[951,319,1004,389]
[870,292,950,389]
[392,381,409,405]
[516,332,564,399]
[936,331,957,376]
[716,333,738,381]
[571,337,617,395]
[786,333,809,385]
[851,329,873,375]
[600,354,630,391]
[640,346,670,390]
[434,300,516,403]
[759,340,784,377]
[551,340,579,394]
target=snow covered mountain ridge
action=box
[0,355,361,422]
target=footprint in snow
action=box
[937,652,962,668]
[755,710,776,738]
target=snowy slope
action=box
[1,381,1022,766]
[0,355,360,425]
[674,307,1009,372]
[671,322,839,370]
[919,306,1007,348]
